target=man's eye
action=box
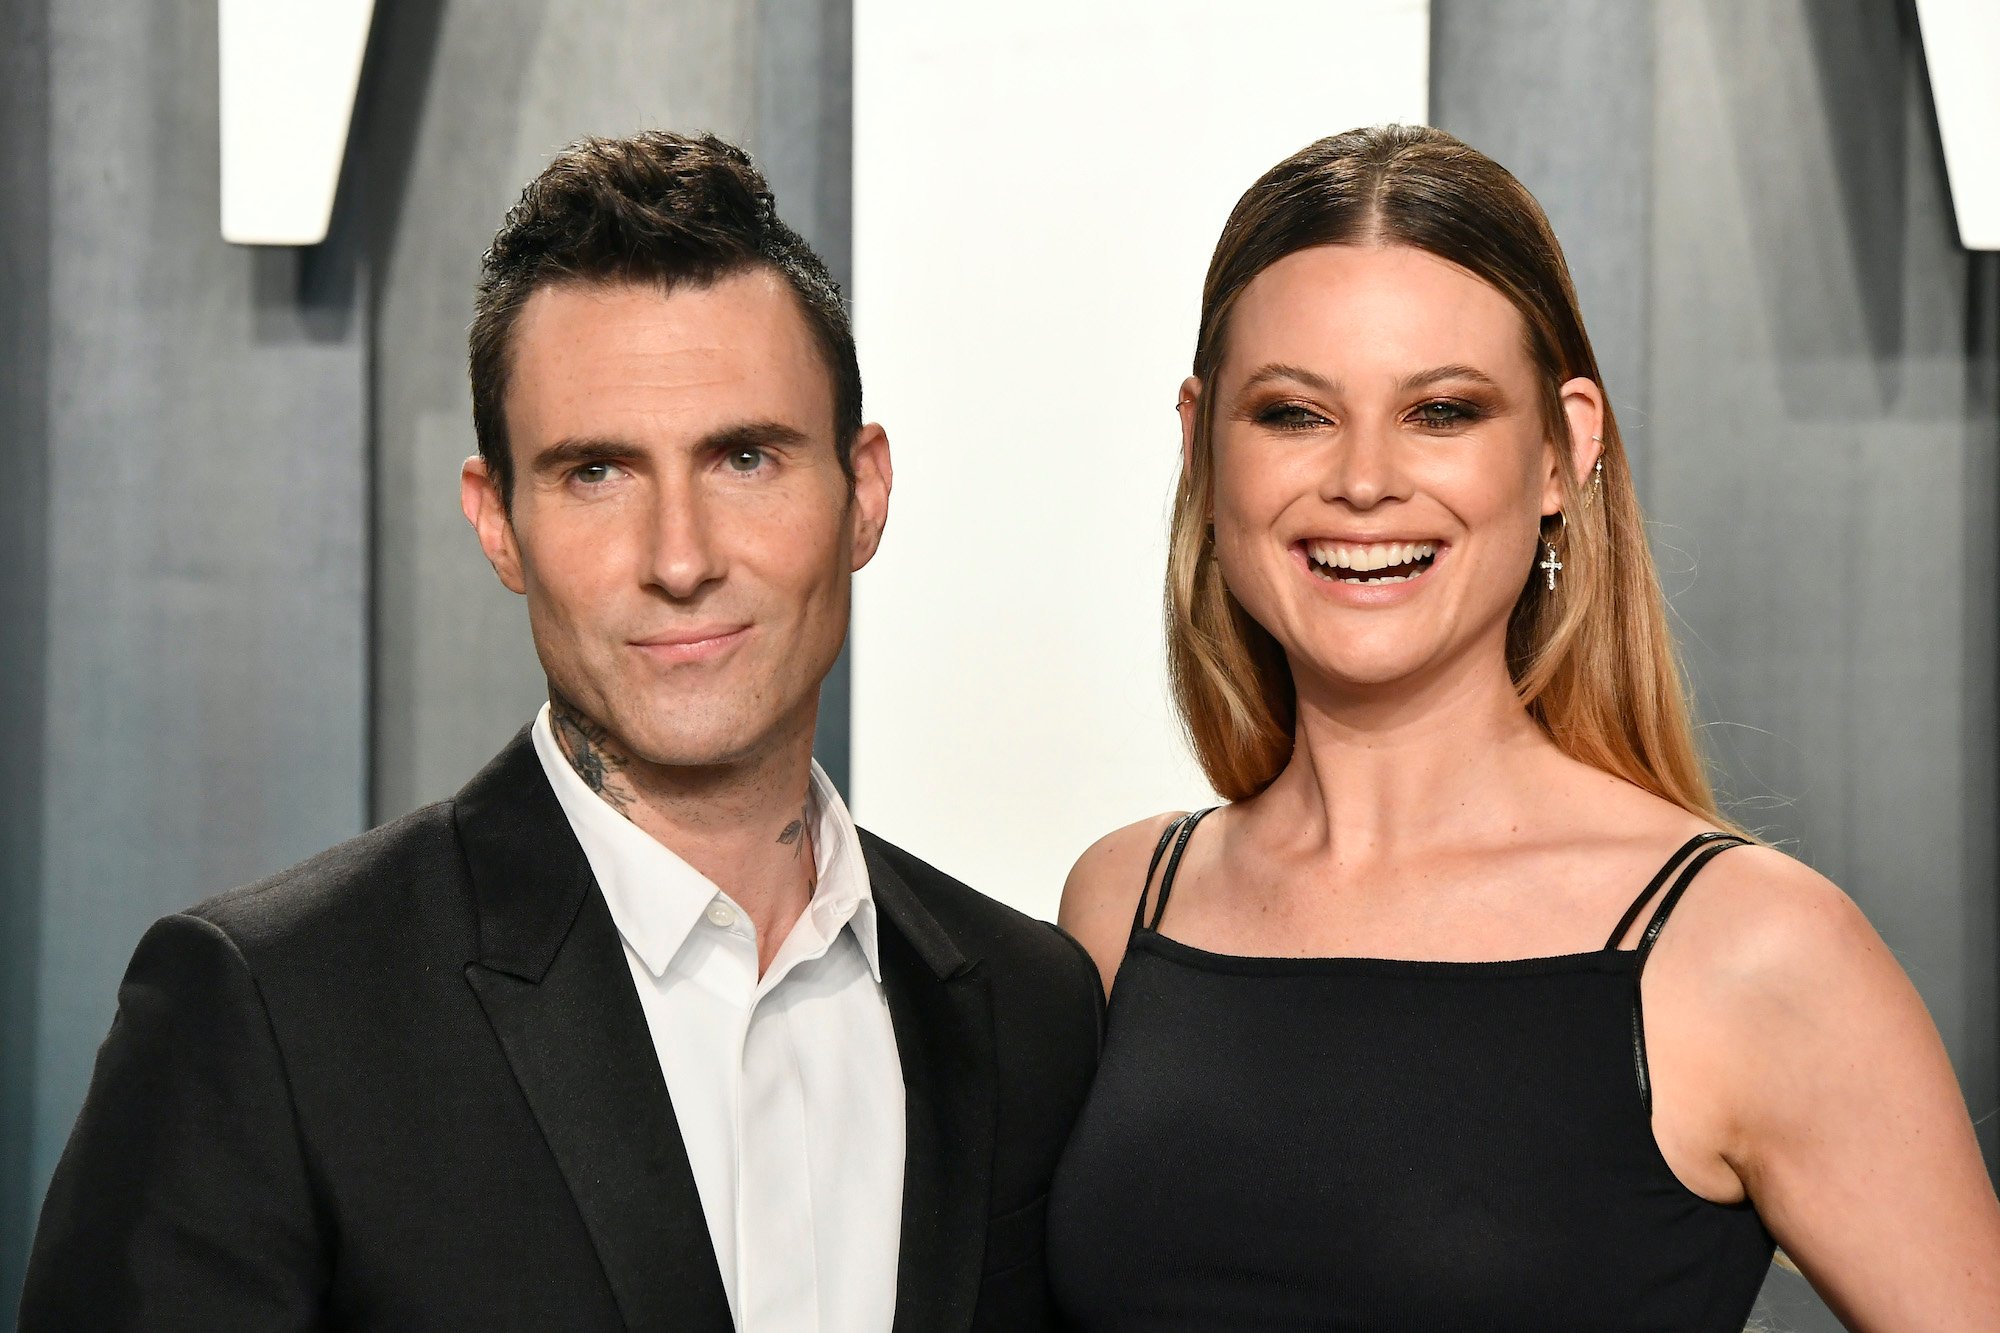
[726,447,767,473]
[573,462,620,485]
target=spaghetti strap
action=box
[1131,815,1192,938]
[1144,804,1216,928]
[1624,834,1750,1112]
[1604,832,1743,950]
[1632,836,1749,971]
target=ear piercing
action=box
[1540,509,1569,592]
[1551,441,1602,585]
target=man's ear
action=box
[461,455,527,594]
[847,423,893,571]
[1177,376,1202,480]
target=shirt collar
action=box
[530,704,880,981]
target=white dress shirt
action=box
[531,705,905,1332]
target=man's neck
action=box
[548,692,819,976]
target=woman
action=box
[1045,125,2000,1330]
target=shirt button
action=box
[705,901,736,929]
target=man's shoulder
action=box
[857,827,1097,990]
[859,828,1104,1164]
[185,798,472,963]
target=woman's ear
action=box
[1548,376,1607,513]
[1178,376,1203,480]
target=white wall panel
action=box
[218,0,375,245]
[1915,0,2000,250]
[851,0,1429,919]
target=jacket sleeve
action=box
[1049,922,1106,1052]
[19,911,328,1331]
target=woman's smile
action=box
[1299,537,1441,584]
[1289,537,1447,607]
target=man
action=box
[22,132,1101,1332]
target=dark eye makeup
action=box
[1252,401,1330,431]
[1246,397,1488,432]
[1410,398,1483,429]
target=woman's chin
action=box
[1289,652,1445,697]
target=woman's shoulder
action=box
[1654,839,1883,995]
[1646,838,1921,1108]
[1058,811,1193,995]
[1580,772,1875,981]
[1568,766,1887,1012]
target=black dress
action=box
[1046,812,1775,1331]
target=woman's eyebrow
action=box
[1238,362,1502,397]
[1239,362,1340,395]
[1397,363,1501,393]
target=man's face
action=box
[462,271,890,771]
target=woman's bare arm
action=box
[1656,848,2000,1329]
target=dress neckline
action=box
[1131,924,1641,978]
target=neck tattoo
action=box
[777,800,808,859]
[549,692,635,815]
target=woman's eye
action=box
[725,447,767,473]
[1257,403,1328,431]
[1413,400,1476,429]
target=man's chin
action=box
[631,743,761,772]
[616,719,782,773]
[572,676,818,774]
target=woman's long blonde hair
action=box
[1168,125,1732,829]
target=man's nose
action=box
[647,481,727,599]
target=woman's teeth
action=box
[1305,539,1438,584]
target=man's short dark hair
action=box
[470,131,861,500]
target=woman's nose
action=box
[1318,422,1409,510]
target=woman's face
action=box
[1195,242,1596,698]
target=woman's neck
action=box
[1266,646,1557,863]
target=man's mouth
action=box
[1301,539,1440,585]
[630,625,751,661]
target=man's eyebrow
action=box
[1396,363,1502,394]
[531,437,648,474]
[696,420,811,452]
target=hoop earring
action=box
[1539,510,1568,592]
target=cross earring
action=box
[1540,508,1569,592]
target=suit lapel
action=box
[456,731,733,1333]
[864,834,997,1333]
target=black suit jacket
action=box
[22,731,1103,1332]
